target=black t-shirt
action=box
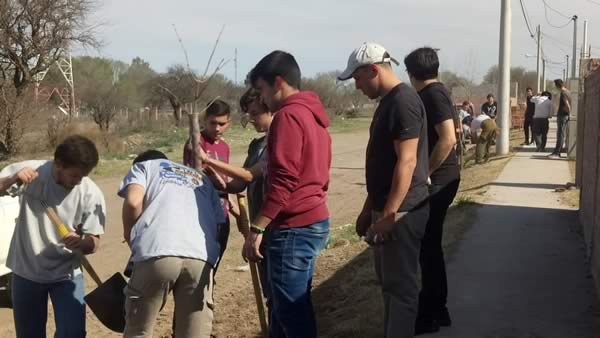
[366,83,429,212]
[526,95,535,118]
[481,102,498,118]
[558,90,571,116]
[418,82,460,185]
[242,136,266,221]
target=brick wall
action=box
[579,65,600,295]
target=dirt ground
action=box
[0,128,514,338]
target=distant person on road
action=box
[549,79,571,158]
[531,91,554,152]
[481,94,498,119]
[119,150,224,338]
[0,135,106,338]
[522,87,535,145]
[183,99,235,268]
[245,50,332,338]
[338,42,430,338]
[470,113,497,164]
[404,47,460,335]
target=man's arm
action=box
[0,167,38,194]
[429,119,456,176]
[563,93,572,114]
[121,184,145,245]
[206,159,262,184]
[382,138,419,216]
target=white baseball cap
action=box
[338,42,399,81]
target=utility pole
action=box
[566,55,570,79]
[542,58,547,91]
[234,48,238,84]
[497,0,511,155]
[582,20,589,59]
[571,15,578,79]
[536,25,542,93]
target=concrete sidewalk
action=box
[424,121,596,338]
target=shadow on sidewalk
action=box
[312,202,595,338]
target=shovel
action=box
[42,201,127,333]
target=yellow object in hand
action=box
[56,223,70,238]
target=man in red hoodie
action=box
[244,50,331,338]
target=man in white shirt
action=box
[531,91,554,152]
[470,114,497,164]
[0,135,105,338]
[119,150,225,338]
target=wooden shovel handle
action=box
[43,206,103,287]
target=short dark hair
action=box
[240,87,268,113]
[526,87,533,91]
[462,100,470,106]
[541,91,553,100]
[249,51,301,89]
[554,79,564,88]
[487,94,495,99]
[205,99,231,118]
[133,150,168,164]
[54,135,99,173]
[403,47,439,81]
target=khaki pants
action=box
[476,119,497,163]
[123,257,214,338]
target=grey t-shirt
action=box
[118,159,225,267]
[0,160,106,283]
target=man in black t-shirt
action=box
[523,87,535,145]
[338,42,429,338]
[550,79,572,158]
[481,94,498,119]
[405,47,460,335]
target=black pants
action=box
[533,118,549,152]
[418,178,460,320]
[523,115,533,144]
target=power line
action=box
[519,0,536,37]
[541,0,573,28]
[586,0,600,6]
[541,0,572,19]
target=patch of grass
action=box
[453,195,476,207]
[329,117,371,134]
[327,223,361,249]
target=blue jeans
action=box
[264,219,329,338]
[12,273,86,338]
[553,114,569,154]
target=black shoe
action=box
[415,317,440,336]
[437,308,452,327]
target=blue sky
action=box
[86,0,600,83]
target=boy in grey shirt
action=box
[0,135,106,338]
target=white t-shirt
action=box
[458,109,471,122]
[531,96,554,119]
[118,159,225,267]
[0,160,106,283]
[471,114,491,135]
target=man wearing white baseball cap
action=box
[339,42,430,338]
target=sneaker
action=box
[548,153,560,159]
[414,317,440,336]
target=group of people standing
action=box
[457,95,498,164]
[524,79,572,157]
[1,44,468,338]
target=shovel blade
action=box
[84,272,127,333]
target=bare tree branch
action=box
[202,24,225,79]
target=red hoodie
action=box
[260,91,332,229]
